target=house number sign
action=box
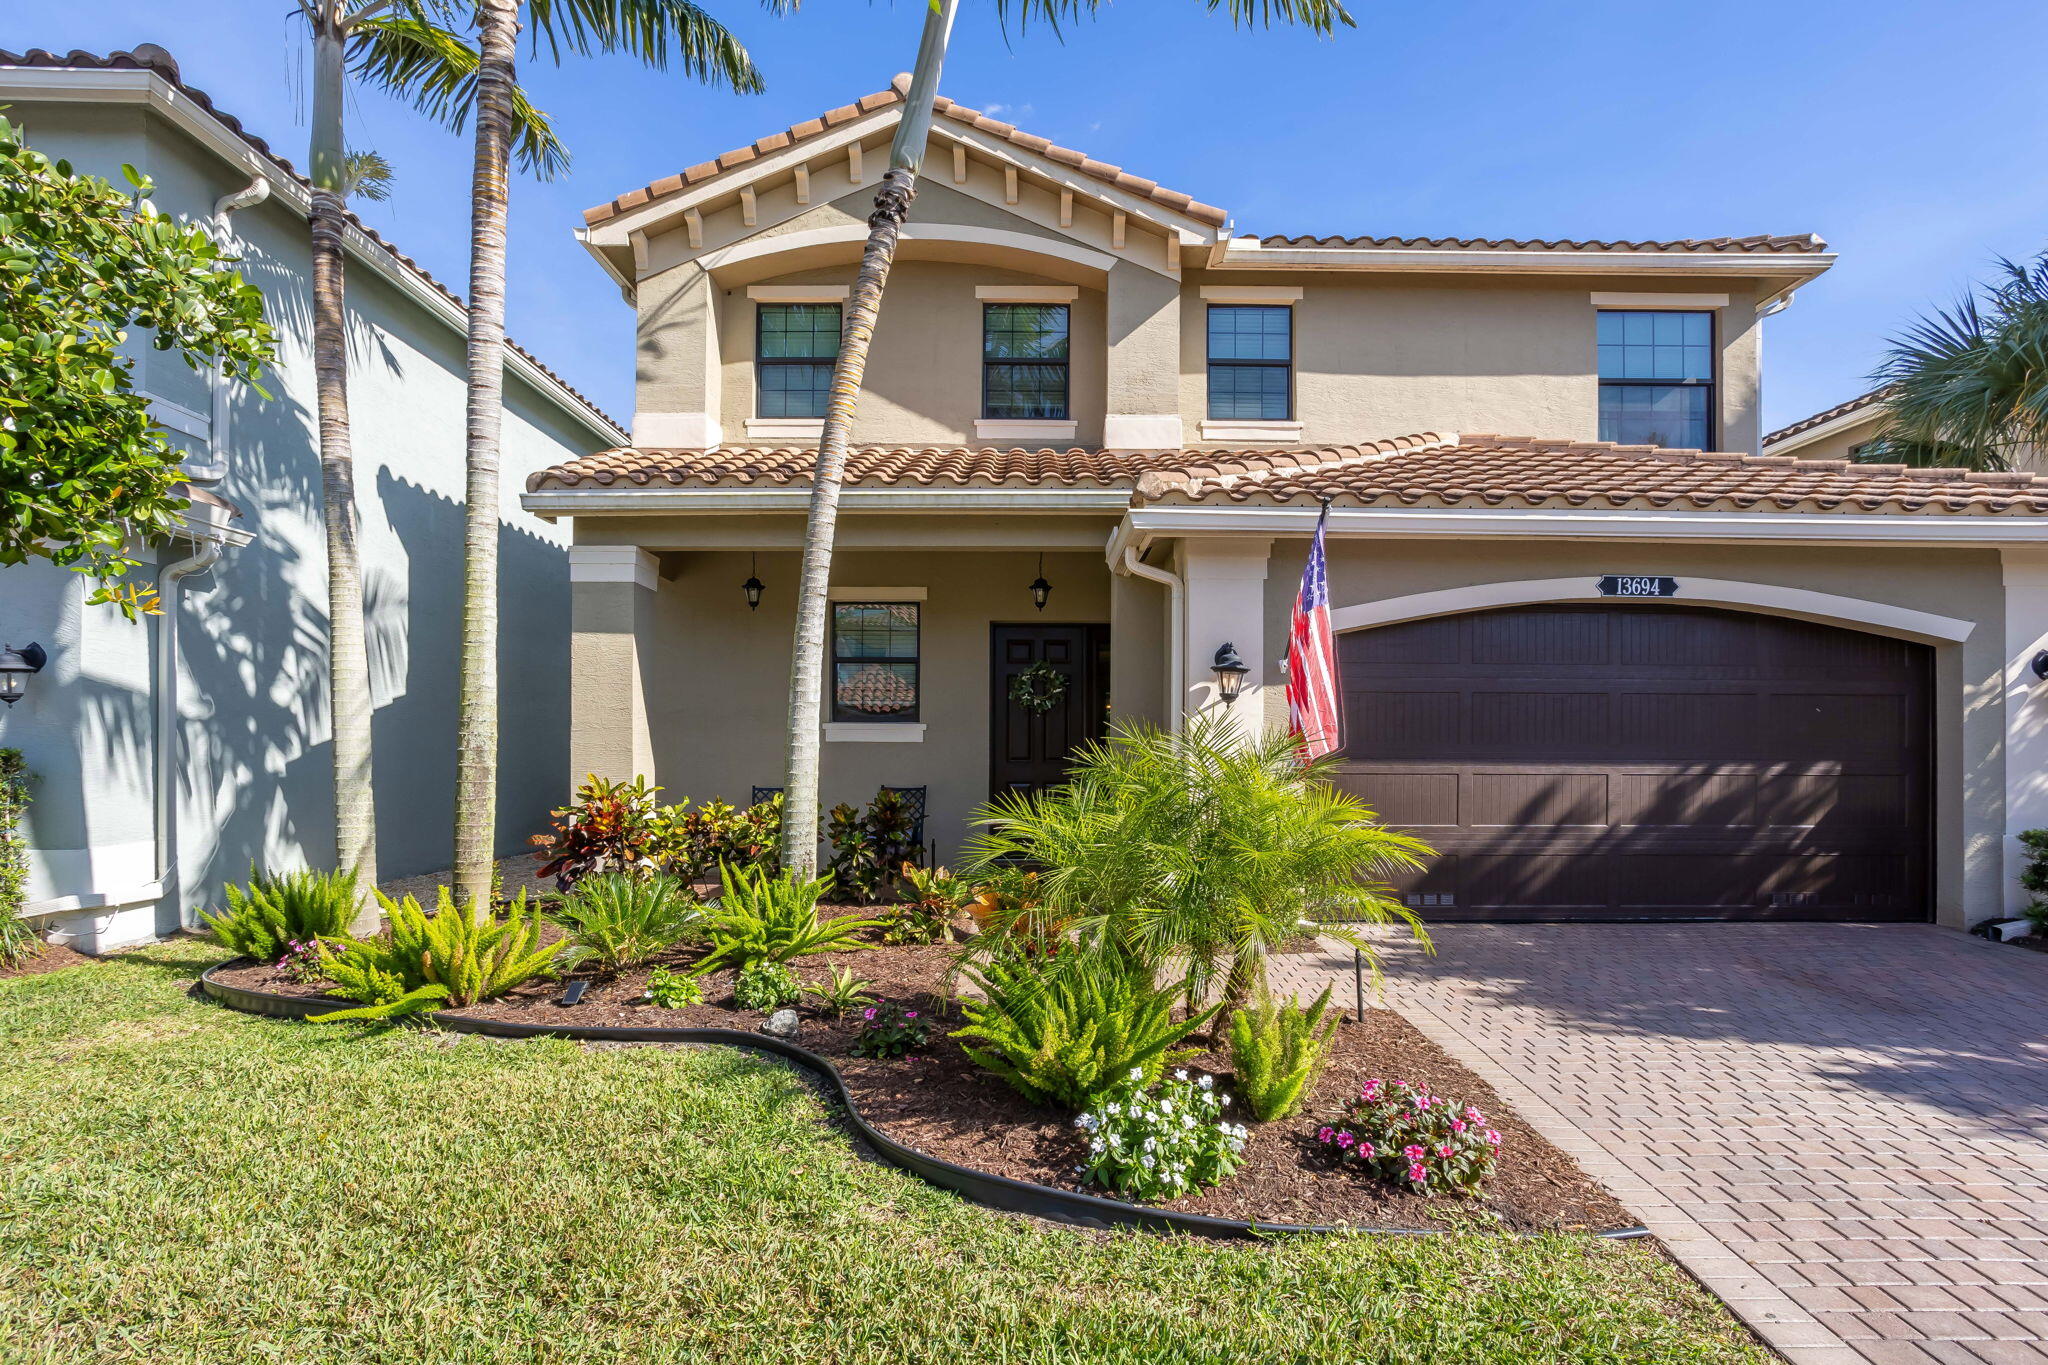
[1597,575,1679,598]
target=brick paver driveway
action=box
[1270,924,2048,1365]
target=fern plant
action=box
[201,866,360,962]
[1227,985,1340,1121]
[701,864,885,967]
[951,948,1217,1110]
[553,871,702,972]
[310,888,562,1021]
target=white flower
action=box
[1128,1066,1144,1081]
[1219,1094,1231,1107]
[1174,1069,1189,1081]
[1197,1075,1214,1090]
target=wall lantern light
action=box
[742,553,765,612]
[1211,642,1249,705]
[0,642,47,707]
[1028,553,1053,612]
[2033,650,2048,682]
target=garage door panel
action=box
[1339,604,1929,923]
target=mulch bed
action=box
[1,942,94,981]
[210,913,1632,1234]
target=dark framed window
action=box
[831,602,920,723]
[1597,309,1713,449]
[756,303,841,419]
[1207,304,1293,420]
[982,304,1069,420]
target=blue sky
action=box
[18,0,2048,434]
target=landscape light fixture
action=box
[742,553,765,612]
[1028,554,1053,612]
[0,642,47,707]
[1211,642,1249,705]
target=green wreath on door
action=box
[1009,660,1068,714]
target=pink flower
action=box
[1355,1142,1375,1159]
[1437,1143,1454,1159]
[1464,1106,1483,1121]
[1407,1162,1427,1182]
[1361,1080,1383,1100]
[1317,1127,1335,1143]
[862,1008,877,1020]
[1485,1129,1502,1147]
[1450,1120,1466,1133]
[1402,1144,1426,1161]
[1335,1132,1356,1149]
[904,1010,919,1019]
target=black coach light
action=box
[1028,553,1053,612]
[2034,650,2048,682]
[1211,642,1249,705]
[742,553,765,612]
[0,642,47,707]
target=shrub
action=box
[1316,1078,1501,1197]
[664,795,782,882]
[311,888,562,1021]
[646,965,704,1009]
[733,960,801,1011]
[964,867,1067,957]
[1075,1071,1248,1201]
[886,862,963,945]
[850,1001,933,1058]
[201,866,360,964]
[2020,829,2048,931]
[804,965,875,1017]
[962,716,1434,1011]
[951,949,1217,1109]
[702,864,885,967]
[0,749,35,969]
[1228,985,1340,1122]
[531,774,665,891]
[553,872,702,972]
[827,789,920,904]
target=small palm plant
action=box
[311,887,562,1020]
[201,866,361,963]
[962,716,1433,1014]
[552,871,702,972]
[700,864,885,967]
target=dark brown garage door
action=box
[1334,605,1931,922]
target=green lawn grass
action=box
[0,942,1769,1364]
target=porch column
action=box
[568,546,659,789]
[1179,538,1271,744]
[1103,262,1182,449]
[2003,548,2048,918]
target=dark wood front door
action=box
[1335,605,1932,922]
[990,624,1110,799]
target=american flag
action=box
[1285,502,1342,760]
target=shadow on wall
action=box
[373,469,568,880]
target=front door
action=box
[990,624,1109,799]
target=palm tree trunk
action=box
[780,0,959,876]
[453,0,518,916]
[309,15,380,933]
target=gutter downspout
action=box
[188,172,272,484]
[1119,545,1184,727]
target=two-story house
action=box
[525,76,2048,930]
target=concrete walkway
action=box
[1269,924,2048,1365]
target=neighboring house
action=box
[1762,387,1893,462]
[526,75,2048,932]
[0,47,621,952]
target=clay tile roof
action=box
[529,434,2048,517]
[1763,386,1895,447]
[1255,232,1829,255]
[582,74,1230,229]
[0,46,626,442]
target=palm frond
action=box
[346,15,571,178]
[992,0,1353,36]
[522,0,766,92]
[339,148,396,202]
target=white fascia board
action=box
[1215,239,1837,280]
[522,487,1133,519]
[937,123,1226,246]
[1119,503,2048,547]
[0,65,626,448]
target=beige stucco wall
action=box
[1255,536,2006,928]
[1765,412,1886,463]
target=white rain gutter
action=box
[1116,545,1183,726]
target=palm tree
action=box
[778,0,1357,876]
[443,0,771,914]
[1865,252,2048,471]
[298,1,565,932]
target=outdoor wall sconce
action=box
[0,642,47,707]
[742,553,765,612]
[2034,650,2048,682]
[1211,642,1249,705]
[1028,553,1053,612]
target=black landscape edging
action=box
[199,961,1650,1244]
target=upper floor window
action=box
[1208,305,1293,421]
[982,304,1070,420]
[831,602,920,723]
[1597,310,1713,449]
[757,303,841,419]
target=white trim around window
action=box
[1198,418,1305,443]
[742,417,826,440]
[747,284,850,302]
[975,418,1079,442]
[1589,291,1730,309]
[824,722,927,743]
[974,284,1079,303]
[1199,285,1304,304]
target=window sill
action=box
[975,419,1077,443]
[744,417,826,441]
[1199,419,1304,444]
[824,722,925,743]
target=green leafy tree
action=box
[1865,252,2048,470]
[777,0,1357,875]
[0,115,273,617]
